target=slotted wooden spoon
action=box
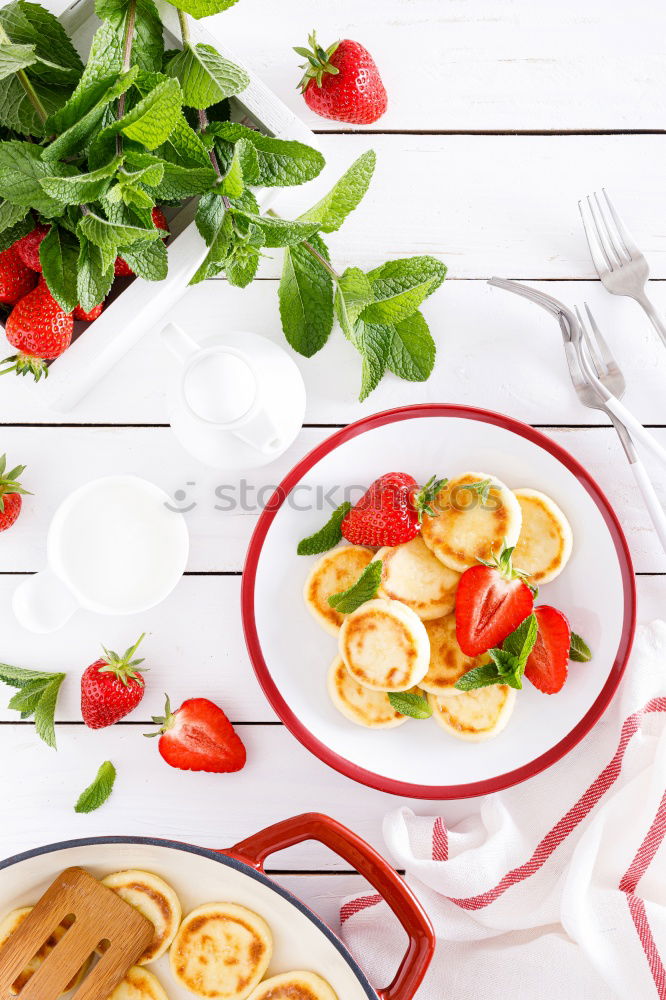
[0,867,154,999]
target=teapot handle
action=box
[160,322,199,364]
[232,407,283,456]
[12,569,79,633]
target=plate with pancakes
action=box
[242,404,636,799]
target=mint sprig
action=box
[74,760,116,813]
[455,614,538,692]
[0,662,66,748]
[297,502,351,556]
[569,632,592,662]
[328,560,383,614]
[387,691,432,720]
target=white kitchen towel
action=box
[340,621,666,1000]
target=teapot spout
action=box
[161,322,199,364]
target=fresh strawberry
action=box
[81,634,147,729]
[0,245,37,305]
[114,207,169,276]
[73,302,104,321]
[146,696,246,774]
[341,472,444,547]
[455,544,534,656]
[295,31,387,125]
[524,606,571,695]
[0,454,30,533]
[14,223,50,272]
[2,279,73,381]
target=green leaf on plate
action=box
[387,691,433,720]
[328,559,383,614]
[297,502,352,556]
[569,632,592,662]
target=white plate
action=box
[242,406,636,799]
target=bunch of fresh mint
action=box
[0,0,446,399]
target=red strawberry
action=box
[114,207,169,276]
[0,454,30,533]
[0,245,37,305]
[341,472,444,547]
[14,223,50,272]
[524,606,571,695]
[73,302,104,322]
[81,634,147,729]
[455,544,534,656]
[2,279,73,381]
[295,31,387,125]
[147,696,246,774]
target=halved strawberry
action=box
[146,696,246,773]
[524,605,571,694]
[455,544,534,655]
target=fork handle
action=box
[635,291,666,350]
[630,458,666,555]
[604,396,666,469]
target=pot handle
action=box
[225,812,434,1000]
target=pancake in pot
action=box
[373,536,460,620]
[427,685,516,741]
[101,870,181,965]
[421,472,522,573]
[327,656,409,728]
[247,971,338,1000]
[107,966,168,1000]
[304,546,375,636]
[0,907,90,995]
[512,488,573,585]
[170,902,272,1000]
[338,598,430,692]
[419,614,488,695]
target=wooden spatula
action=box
[0,867,154,1000]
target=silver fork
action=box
[579,189,666,348]
[488,278,666,552]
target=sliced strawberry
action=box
[455,544,534,655]
[148,696,246,773]
[524,606,571,694]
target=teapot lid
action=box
[184,351,256,425]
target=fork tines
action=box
[578,189,639,275]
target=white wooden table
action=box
[1,0,665,966]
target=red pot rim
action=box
[241,404,637,799]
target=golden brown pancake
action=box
[303,546,375,635]
[0,907,90,995]
[419,614,488,694]
[428,685,516,741]
[247,970,338,1000]
[101,870,181,965]
[374,536,460,620]
[338,598,430,692]
[512,488,573,585]
[170,902,272,999]
[107,966,168,1000]
[327,656,409,728]
[421,472,522,573]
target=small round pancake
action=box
[0,907,89,995]
[421,472,522,573]
[327,656,409,728]
[427,685,516,742]
[373,536,460,620]
[170,902,272,1000]
[248,971,338,1000]
[107,966,168,1000]
[512,488,573,585]
[304,545,375,635]
[101,870,181,965]
[419,614,488,695]
[338,598,430,692]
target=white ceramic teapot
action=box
[161,325,306,470]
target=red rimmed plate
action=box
[242,405,636,799]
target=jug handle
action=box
[160,322,199,364]
[232,407,283,456]
[12,569,79,633]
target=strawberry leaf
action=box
[328,559,383,614]
[297,502,351,556]
[74,760,116,813]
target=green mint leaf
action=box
[570,632,592,662]
[361,256,447,326]
[454,662,504,691]
[459,478,493,504]
[120,237,168,281]
[0,142,77,216]
[39,225,80,313]
[279,234,334,357]
[0,662,58,689]
[0,41,38,80]
[32,673,65,749]
[79,210,162,251]
[104,77,183,150]
[163,0,240,20]
[456,615,538,692]
[502,614,538,664]
[387,311,436,382]
[0,74,70,136]
[225,245,259,288]
[77,235,115,313]
[8,677,53,717]
[43,69,139,162]
[334,267,374,342]
[190,190,260,285]
[208,122,324,187]
[166,43,249,109]
[218,139,249,198]
[0,214,31,254]
[77,0,162,92]
[387,691,433,720]
[235,210,319,249]
[298,150,376,233]
[40,158,121,207]
[297,502,352,556]
[74,760,117,814]
[355,321,392,402]
[0,1,83,84]
[0,200,28,233]
[328,559,383,614]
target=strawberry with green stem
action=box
[341,472,446,547]
[81,633,147,729]
[0,455,30,532]
[1,278,73,381]
[295,31,387,125]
